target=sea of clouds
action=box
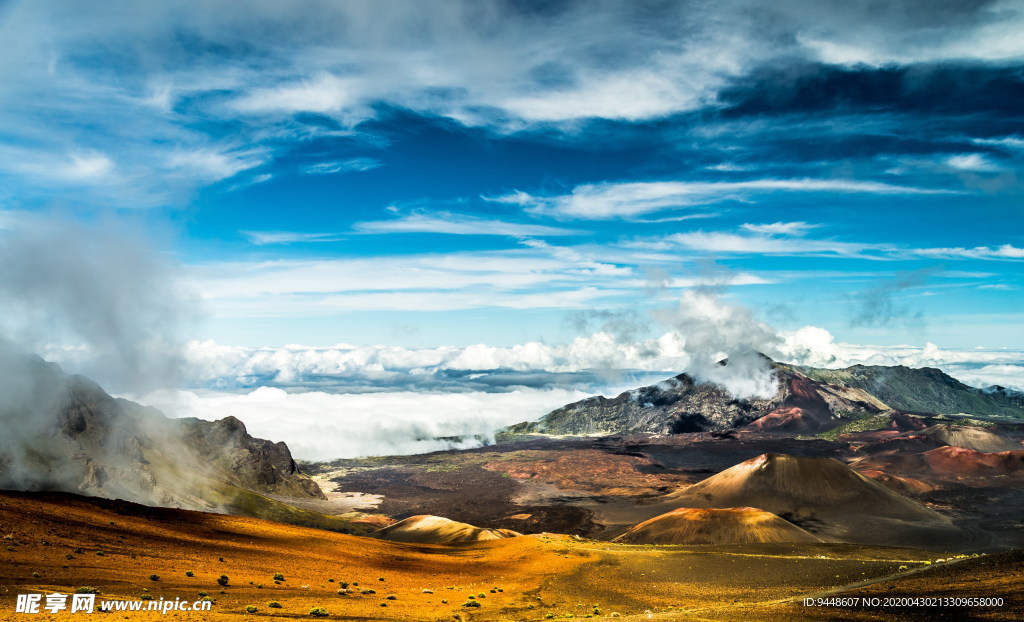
[105,327,1023,461]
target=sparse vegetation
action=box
[245,605,258,613]
[463,600,481,608]
[141,594,153,601]
[818,413,891,440]
[217,574,230,586]
[273,572,285,581]
[75,587,100,594]
[149,574,160,581]
[185,570,194,577]
[267,601,282,608]
[338,581,348,588]
[309,607,329,617]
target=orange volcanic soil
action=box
[2,490,1021,621]
[614,507,822,545]
[482,448,693,496]
[0,491,580,621]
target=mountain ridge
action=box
[501,356,1022,437]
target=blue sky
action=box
[1,0,1022,352]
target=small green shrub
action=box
[141,594,153,601]
[267,601,282,608]
[185,571,195,577]
[149,574,160,581]
[245,605,258,613]
[272,572,285,582]
[75,587,100,595]
[463,601,481,608]
[309,607,329,617]
[217,575,230,586]
[338,581,348,588]
[31,572,40,578]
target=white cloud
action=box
[740,221,820,236]
[232,73,368,118]
[240,231,344,245]
[105,327,1024,460]
[353,212,585,237]
[303,157,382,175]
[500,179,953,220]
[64,151,114,180]
[0,1,1016,207]
[946,153,1002,172]
[631,230,1024,262]
[662,231,884,258]
[166,147,267,183]
[912,244,1024,260]
[134,386,591,460]
[973,136,1024,150]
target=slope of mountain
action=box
[643,453,963,548]
[796,364,1023,417]
[614,506,823,545]
[0,348,326,522]
[370,515,520,544]
[501,357,1023,437]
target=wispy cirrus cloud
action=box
[303,157,382,175]
[628,230,1024,262]
[740,221,820,236]
[493,178,956,220]
[353,211,586,237]
[240,231,345,245]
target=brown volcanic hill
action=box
[614,506,823,545]
[924,446,1024,476]
[919,423,1020,452]
[0,347,324,518]
[651,453,962,548]
[370,515,521,544]
[502,360,890,436]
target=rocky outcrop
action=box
[0,348,323,513]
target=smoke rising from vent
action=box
[0,216,197,393]
[652,285,782,399]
